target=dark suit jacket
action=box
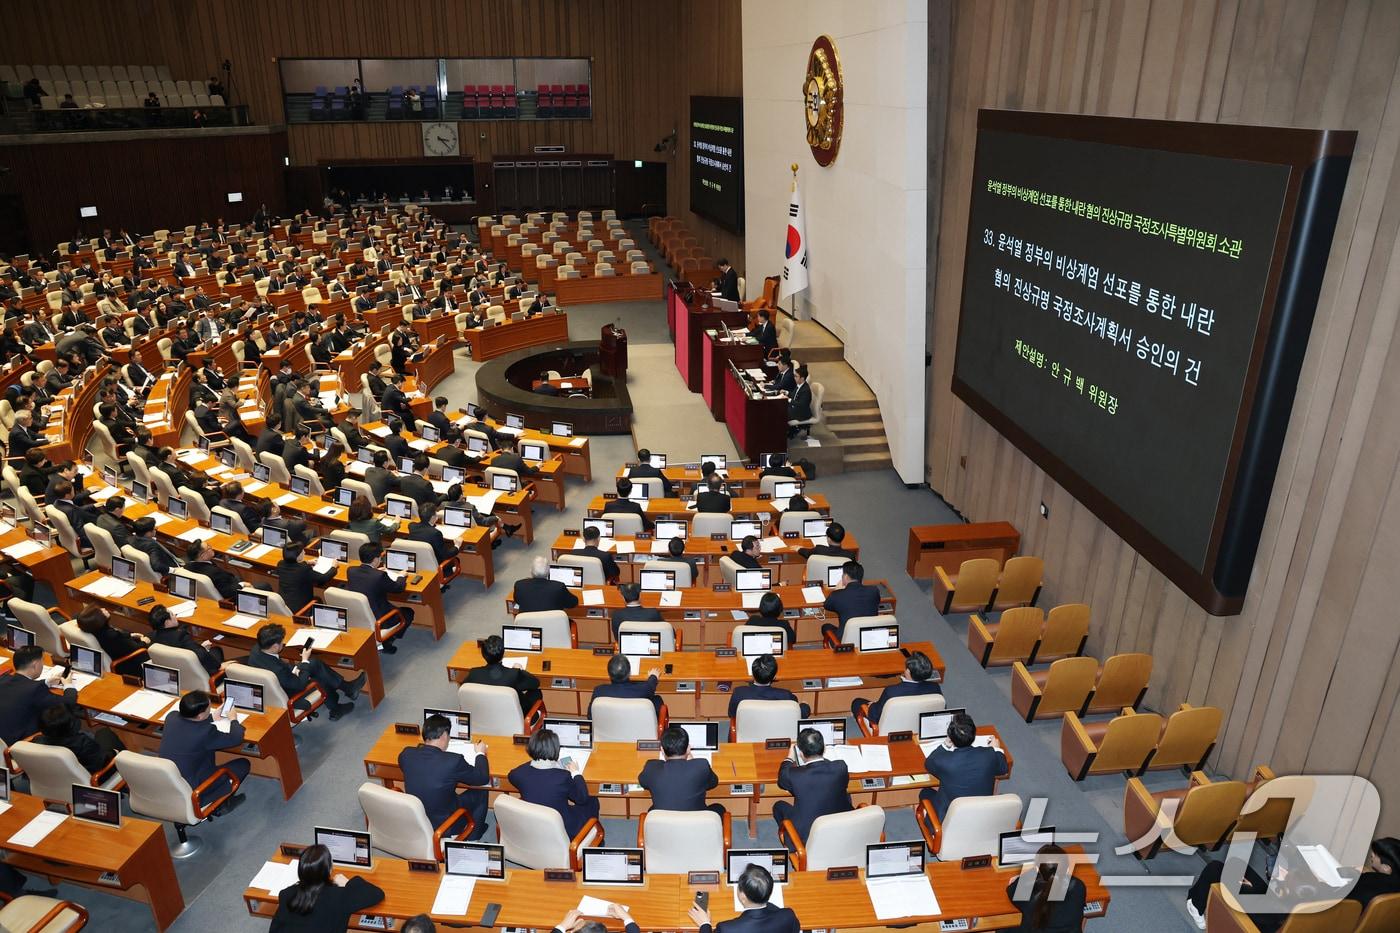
[270,876,385,931]
[590,675,662,716]
[246,644,311,695]
[512,577,579,613]
[867,679,942,723]
[776,757,852,841]
[364,466,398,503]
[638,757,718,811]
[703,903,801,933]
[923,745,1009,819]
[129,534,179,575]
[609,605,663,642]
[716,268,740,302]
[1004,876,1085,933]
[0,674,77,745]
[602,497,651,531]
[38,728,114,773]
[576,544,619,582]
[399,743,490,828]
[745,613,797,646]
[727,682,803,721]
[731,552,762,570]
[150,625,221,674]
[752,321,777,349]
[491,451,538,478]
[768,368,797,395]
[158,713,246,796]
[626,463,673,497]
[255,429,285,458]
[406,521,458,563]
[464,662,541,714]
[506,761,597,838]
[695,490,731,513]
[788,382,813,421]
[797,543,856,560]
[824,583,882,627]
[397,473,442,509]
[275,559,336,615]
[346,563,405,619]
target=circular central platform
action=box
[474,340,633,434]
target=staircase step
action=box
[842,438,890,455]
[845,451,894,471]
[824,408,881,424]
[822,397,879,412]
[831,425,887,439]
[788,345,846,363]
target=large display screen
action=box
[690,96,744,233]
[951,111,1354,614]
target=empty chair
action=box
[690,512,732,538]
[783,805,885,871]
[1060,709,1164,781]
[966,606,1044,668]
[991,556,1044,610]
[1122,771,1248,859]
[857,693,946,736]
[637,809,729,873]
[617,619,678,652]
[733,699,800,743]
[555,553,605,587]
[1140,704,1223,774]
[1233,768,1318,843]
[513,610,576,649]
[1035,603,1090,663]
[1355,892,1400,933]
[1206,885,1360,933]
[257,451,291,485]
[358,782,472,860]
[115,750,244,857]
[494,794,602,870]
[7,600,69,659]
[916,793,1022,860]
[85,524,122,571]
[933,558,1000,614]
[591,697,663,743]
[1011,656,1098,722]
[456,682,542,736]
[1083,652,1153,715]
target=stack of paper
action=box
[223,613,262,630]
[243,481,267,495]
[81,577,136,599]
[183,527,218,542]
[243,543,275,560]
[168,600,197,619]
[576,895,616,917]
[866,874,939,920]
[614,540,635,554]
[249,859,300,895]
[467,491,502,513]
[446,740,480,762]
[1,540,44,560]
[659,591,682,607]
[580,590,605,606]
[8,810,67,848]
[431,874,477,916]
[367,425,393,438]
[827,675,863,688]
[740,592,762,610]
[760,536,785,553]
[275,493,299,506]
[147,512,176,527]
[650,540,670,555]
[88,486,120,502]
[112,689,176,721]
[312,557,337,575]
[801,585,825,603]
[290,628,340,651]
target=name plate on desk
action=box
[757,493,771,501]
[512,734,530,745]
[710,533,726,541]
[712,583,732,593]
[586,608,606,618]
[887,731,914,743]
[280,843,308,858]
[636,532,653,540]
[765,738,791,751]
[602,493,617,500]
[544,869,576,882]
[408,859,439,874]
[826,867,859,881]
[563,529,579,537]
[688,871,721,886]
[782,531,799,539]
[961,855,993,870]
[832,644,855,654]
[714,647,737,657]
[592,646,614,655]
[394,722,421,736]
[636,739,661,751]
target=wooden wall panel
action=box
[928,0,1400,834]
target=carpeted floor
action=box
[44,233,1208,931]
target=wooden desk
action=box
[675,299,748,393]
[907,521,1021,580]
[411,339,456,392]
[0,525,80,615]
[243,852,1108,930]
[64,570,387,708]
[613,463,809,496]
[552,270,663,305]
[464,312,570,362]
[584,494,830,521]
[1,791,184,930]
[446,639,934,719]
[702,329,766,420]
[465,410,592,482]
[724,365,788,463]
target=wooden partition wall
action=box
[926,0,1400,833]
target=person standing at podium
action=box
[713,259,740,302]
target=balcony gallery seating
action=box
[934,555,1044,614]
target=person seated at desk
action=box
[609,582,663,643]
[406,502,460,565]
[748,308,777,350]
[1005,845,1086,933]
[426,396,453,435]
[93,495,133,550]
[921,712,1008,820]
[336,408,369,453]
[649,536,697,584]
[552,906,636,933]
[773,727,852,847]
[248,623,365,721]
[256,413,286,459]
[397,454,444,512]
[399,713,492,840]
[797,521,856,561]
[127,516,180,576]
[747,592,798,647]
[7,411,44,459]
[347,543,411,653]
[694,463,731,513]
[608,478,652,532]
[575,525,619,582]
[506,728,600,839]
[269,842,386,933]
[628,448,673,497]
[0,645,79,745]
[315,441,347,491]
[220,480,278,534]
[362,452,399,507]
[589,652,663,716]
[766,358,796,397]
[381,372,414,424]
[639,724,724,816]
[513,555,579,613]
[851,649,942,724]
[378,416,413,464]
[76,606,149,678]
[492,436,540,478]
[533,376,559,397]
[690,864,800,933]
[820,561,881,642]
[16,447,56,498]
[727,653,809,720]
[731,535,763,570]
[275,544,338,616]
[170,323,199,360]
[159,689,249,815]
[36,702,124,775]
[364,360,389,402]
[466,633,542,714]
[786,366,813,438]
[147,604,223,674]
[185,540,243,600]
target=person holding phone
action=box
[158,690,248,814]
[506,729,599,838]
[689,864,799,933]
[245,623,366,721]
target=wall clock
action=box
[803,35,843,166]
[422,121,460,157]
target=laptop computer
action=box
[443,841,505,879]
[548,564,583,588]
[740,630,784,658]
[999,828,1057,866]
[502,625,542,653]
[735,569,771,592]
[580,847,644,886]
[639,568,675,592]
[654,519,687,541]
[314,826,373,868]
[223,678,266,713]
[858,624,900,652]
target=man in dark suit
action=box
[759,450,799,480]
[797,521,857,560]
[713,259,740,302]
[766,358,797,396]
[407,502,460,564]
[731,535,763,570]
[512,556,579,613]
[128,516,180,575]
[693,463,731,514]
[821,561,882,642]
[36,703,123,775]
[337,409,369,451]
[158,690,249,813]
[255,415,285,459]
[280,425,313,473]
[7,412,44,459]
[147,604,223,675]
[219,481,274,535]
[427,396,454,435]
[727,653,809,720]
[609,583,664,643]
[749,309,777,350]
[274,544,337,615]
[398,455,443,511]
[0,646,78,745]
[627,449,673,497]
[773,727,853,846]
[506,729,600,838]
[589,653,662,716]
[639,725,724,816]
[691,865,800,933]
[921,712,1009,819]
[381,372,413,424]
[364,450,400,503]
[247,623,364,720]
[606,478,652,531]
[490,437,540,479]
[185,541,242,600]
[851,649,942,724]
[50,479,98,548]
[787,365,813,436]
[575,525,619,582]
[465,634,543,714]
[746,592,798,646]
[347,543,411,652]
[399,714,491,839]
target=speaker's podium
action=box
[724,361,788,462]
[671,280,748,392]
[600,323,628,378]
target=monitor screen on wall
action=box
[690,95,744,234]
[950,110,1354,615]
